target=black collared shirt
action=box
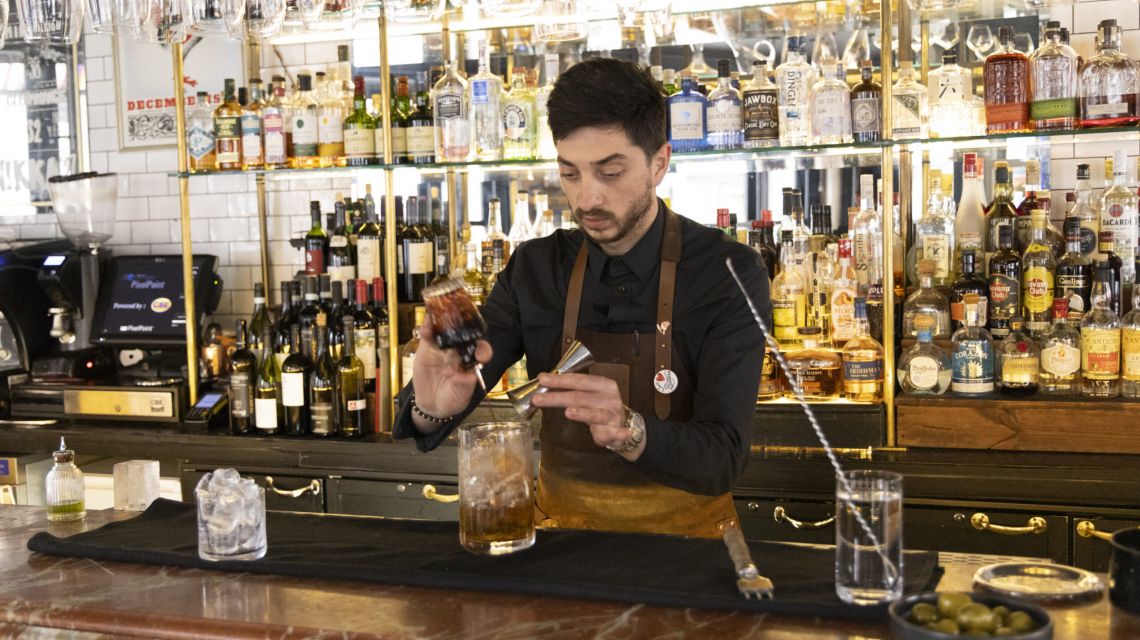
[394,201,772,496]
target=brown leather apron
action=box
[534,209,739,539]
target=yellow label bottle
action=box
[1081,327,1121,379]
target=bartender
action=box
[394,58,771,539]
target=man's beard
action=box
[572,184,655,247]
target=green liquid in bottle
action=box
[47,500,86,522]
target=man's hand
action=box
[530,372,646,460]
[410,318,492,433]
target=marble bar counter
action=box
[3,506,1140,639]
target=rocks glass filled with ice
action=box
[458,422,535,555]
[422,277,487,372]
[195,468,267,562]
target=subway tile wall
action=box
[0,0,1136,333]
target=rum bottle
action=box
[996,317,1039,396]
[1040,298,1082,395]
[1122,285,1140,397]
[988,226,1021,340]
[1081,259,1122,397]
[1056,217,1091,328]
[1021,210,1056,338]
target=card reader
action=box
[182,391,228,433]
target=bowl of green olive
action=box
[889,591,1053,639]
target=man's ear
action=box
[651,143,672,187]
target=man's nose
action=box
[578,177,606,212]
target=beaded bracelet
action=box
[410,393,452,424]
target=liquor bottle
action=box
[776,36,815,146]
[1072,164,1099,257]
[187,91,216,172]
[667,74,708,153]
[229,319,258,435]
[263,77,288,169]
[985,162,1018,268]
[996,317,1040,396]
[532,209,556,239]
[328,196,355,284]
[850,60,882,143]
[1029,21,1078,130]
[662,68,678,96]
[391,76,413,164]
[309,312,337,437]
[950,251,988,332]
[891,61,928,139]
[1099,149,1138,286]
[508,190,531,253]
[462,242,488,304]
[213,78,242,171]
[534,53,559,159]
[841,298,884,403]
[783,327,841,400]
[928,49,973,138]
[907,170,955,287]
[1079,19,1138,127]
[955,153,987,266]
[1122,286,1140,397]
[470,41,504,161]
[706,58,743,150]
[273,281,296,371]
[1081,259,1122,397]
[343,75,377,167]
[904,260,952,339]
[809,59,852,145]
[1040,298,1082,395]
[502,68,536,160]
[1096,231,1124,316]
[239,79,265,170]
[988,226,1021,340]
[829,238,858,345]
[851,174,882,294]
[1014,159,1042,253]
[742,58,779,149]
[1021,210,1056,338]
[356,189,382,282]
[337,315,367,437]
[304,201,327,276]
[328,280,347,360]
[951,293,995,395]
[289,73,321,169]
[249,282,270,362]
[407,72,436,164]
[400,306,426,389]
[803,238,833,342]
[772,238,807,346]
[481,198,509,280]
[757,336,782,401]
[400,195,432,302]
[1056,217,1091,329]
[898,315,952,395]
[280,325,312,435]
[433,59,470,162]
[254,328,283,435]
[983,26,1030,134]
[429,187,449,278]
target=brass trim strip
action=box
[172,43,199,405]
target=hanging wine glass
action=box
[811,28,839,69]
[534,0,586,42]
[0,0,8,48]
[841,25,870,70]
[1012,32,1033,55]
[189,0,229,32]
[16,0,85,43]
[966,23,994,64]
[931,18,959,51]
[224,0,285,39]
[384,0,442,23]
[751,38,775,73]
[312,0,359,30]
[123,0,189,42]
[87,0,123,34]
[479,0,538,18]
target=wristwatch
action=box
[607,406,646,454]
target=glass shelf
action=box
[897,125,1140,151]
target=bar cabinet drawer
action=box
[181,469,325,514]
[735,497,836,544]
[905,507,1068,564]
[327,477,460,521]
[1073,517,1140,571]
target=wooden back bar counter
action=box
[3,505,1138,639]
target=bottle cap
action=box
[942,49,958,64]
[1053,298,1069,317]
[717,58,731,78]
[797,326,822,335]
[963,292,980,306]
[1077,163,1090,180]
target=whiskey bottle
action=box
[951,293,995,395]
[213,78,243,170]
[841,298,884,403]
[1081,259,1122,397]
[950,251,988,332]
[1029,20,1078,130]
[1021,210,1056,338]
[187,91,216,172]
[1122,285,1140,398]
[1014,159,1042,253]
[1056,217,1091,329]
[850,60,882,143]
[757,336,782,401]
[783,327,841,401]
[229,320,258,435]
[742,58,779,149]
[984,26,1030,134]
[1040,298,1082,395]
[898,315,951,395]
[262,77,288,169]
[996,317,1039,396]
[1079,19,1138,128]
[240,79,265,170]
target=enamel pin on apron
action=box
[654,369,678,394]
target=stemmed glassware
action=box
[383,0,441,23]
[15,0,85,43]
[122,0,190,42]
[967,24,995,64]
[223,0,286,40]
[1013,32,1034,55]
[87,0,122,34]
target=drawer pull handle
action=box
[264,476,320,498]
[1076,521,1115,542]
[970,513,1046,535]
[773,505,835,530]
[422,484,459,503]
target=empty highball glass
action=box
[16,0,85,44]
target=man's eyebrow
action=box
[557,153,629,168]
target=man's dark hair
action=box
[546,58,666,160]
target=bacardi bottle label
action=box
[908,356,940,391]
[742,89,779,144]
[1102,203,1138,269]
[951,339,994,393]
[1001,357,1039,384]
[892,94,923,136]
[282,372,306,406]
[1081,328,1121,379]
[669,103,704,141]
[1123,328,1140,381]
[851,97,881,136]
[1041,343,1080,378]
[254,398,278,431]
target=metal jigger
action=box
[507,340,594,420]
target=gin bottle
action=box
[809,59,852,145]
[984,26,1030,134]
[667,74,708,153]
[985,161,1018,266]
[469,41,504,161]
[898,315,951,395]
[1098,149,1138,286]
[706,59,743,150]
[850,60,882,143]
[1040,299,1082,395]
[776,36,815,146]
[187,91,216,172]
[1081,259,1122,397]
[928,49,973,138]
[1030,20,1078,130]
[1079,19,1138,127]
[501,68,536,160]
[891,61,927,139]
[742,58,779,148]
[433,60,470,162]
[951,293,995,394]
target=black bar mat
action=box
[28,499,941,620]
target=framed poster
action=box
[113,36,245,150]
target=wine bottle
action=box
[309,312,337,437]
[298,275,321,358]
[281,325,313,436]
[248,282,270,363]
[254,329,283,435]
[338,315,368,437]
[328,280,346,360]
[328,195,355,283]
[273,280,296,371]
[229,320,258,435]
[305,201,327,275]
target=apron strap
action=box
[655,210,682,421]
[561,241,589,348]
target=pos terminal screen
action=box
[91,255,218,346]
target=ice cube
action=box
[113,460,160,512]
[208,468,240,492]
